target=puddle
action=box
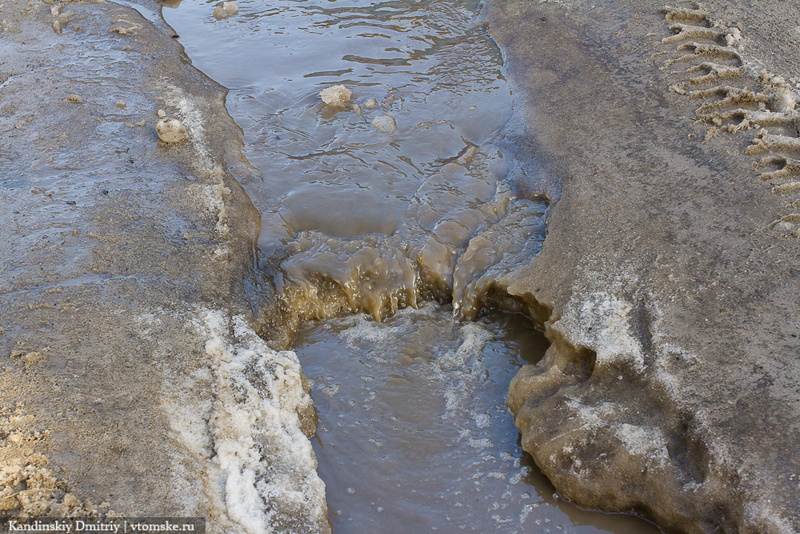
[162,0,662,531]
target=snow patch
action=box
[162,308,328,533]
[560,289,646,374]
[615,423,670,466]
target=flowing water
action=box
[293,305,659,533]
[163,0,661,531]
[165,0,548,323]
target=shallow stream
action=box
[293,304,659,533]
[162,0,661,530]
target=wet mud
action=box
[162,0,653,530]
[0,0,798,531]
[660,5,800,236]
[488,0,800,532]
[0,0,327,530]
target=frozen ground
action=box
[0,0,327,530]
[490,0,800,531]
[0,0,798,532]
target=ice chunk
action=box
[319,85,352,107]
[371,113,396,133]
[156,117,189,143]
[213,1,238,20]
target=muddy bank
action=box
[488,0,800,531]
[0,0,327,530]
[2,0,798,531]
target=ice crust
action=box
[318,85,352,107]
[213,2,238,20]
[162,309,328,534]
[277,180,547,325]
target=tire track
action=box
[662,2,800,237]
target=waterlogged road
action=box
[164,0,548,324]
[162,0,661,531]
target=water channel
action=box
[162,0,662,531]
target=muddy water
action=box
[294,304,659,533]
[165,0,548,322]
[163,0,660,531]
[168,0,512,251]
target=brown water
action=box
[165,0,547,321]
[163,0,661,531]
[293,304,660,533]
